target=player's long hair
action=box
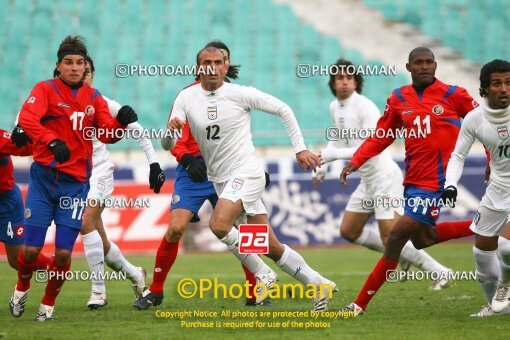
[195,42,240,82]
[479,59,510,97]
[205,41,240,81]
[328,59,363,96]
[53,35,88,78]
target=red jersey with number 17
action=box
[351,79,477,191]
[18,78,125,182]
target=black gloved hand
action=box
[440,185,457,208]
[48,139,71,164]
[116,105,138,126]
[149,162,165,193]
[11,125,31,147]
[265,171,270,188]
[181,154,207,183]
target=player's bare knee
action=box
[340,224,361,243]
[166,223,186,242]
[209,214,231,238]
[54,249,72,265]
[23,246,41,262]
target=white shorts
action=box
[346,166,404,220]
[470,183,510,237]
[213,172,267,216]
[87,161,115,201]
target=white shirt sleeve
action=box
[103,95,158,164]
[445,114,478,188]
[241,86,306,153]
[321,146,358,163]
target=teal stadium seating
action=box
[0,0,407,149]
[363,0,510,66]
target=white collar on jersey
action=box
[200,82,226,97]
[337,91,358,107]
[482,97,510,124]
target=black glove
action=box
[116,105,138,126]
[48,139,71,164]
[265,171,270,188]
[149,162,165,193]
[11,125,31,147]
[181,154,207,183]
[440,186,457,208]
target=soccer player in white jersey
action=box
[444,59,510,317]
[169,47,336,311]
[314,59,452,289]
[81,56,166,309]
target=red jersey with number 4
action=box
[168,81,201,162]
[18,78,125,182]
[351,79,477,191]
[0,129,32,193]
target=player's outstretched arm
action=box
[0,129,32,157]
[296,150,320,173]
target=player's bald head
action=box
[408,47,434,63]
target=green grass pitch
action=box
[1,243,509,339]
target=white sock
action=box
[401,242,449,272]
[473,246,501,302]
[220,227,269,275]
[498,237,510,282]
[105,241,142,283]
[276,244,322,286]
[82,230,106,294]
[352,228,385,252]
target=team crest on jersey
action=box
[24,209,31,219]
[432,105,444,115]
[85,105,95,116]
[402,109,413,115]
[207,106,217,120]
[16,225,25,237]
[58,102,70,109]
[171,194,180,204]
[497,125,509,140]
[231,178,244,190]
[429,206,440,220]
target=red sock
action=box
[242,261,257,303]
[35,253,52,271]
[41,259,71,306]
[354,256,398,311]
[149,237,179,295]
[435,220,473,243]
[16,252,37,292]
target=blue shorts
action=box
[170,161,218,222]
[403,185,442,226]
[0,184,25,246]
[24,162,90,231]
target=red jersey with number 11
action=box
[351,79,477,191]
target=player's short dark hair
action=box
[54,35,88,78]
[205,41,240,81]
[85,55,95,73]
[479,59,510,97]
[328,59,363,96]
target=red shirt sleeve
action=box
[171,123,194,163]
[18,82,57,146]
[451,87,477,118]
[0,130,32,156]
[92,92,125,144]
[351,96,403,168]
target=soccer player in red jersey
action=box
[9,36,137,321]
[135,41,260,310]
[340,47,478,315]
[0,129,52,272]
